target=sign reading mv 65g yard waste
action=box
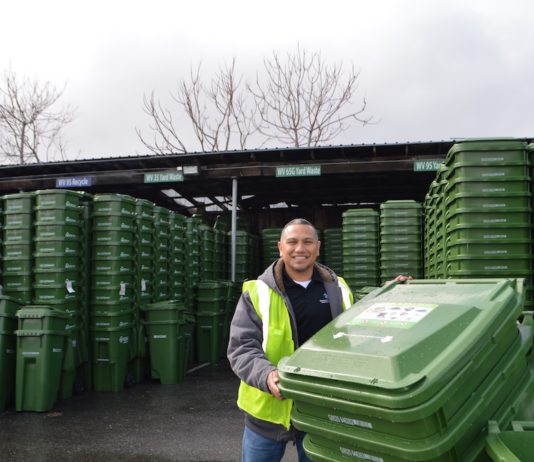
[144,170,184,183]
[276,165,321,177]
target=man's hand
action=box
[267,370,284,400]
[394,274,413,283]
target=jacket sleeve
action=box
[227,290,276,393]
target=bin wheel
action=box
[124,371,136,388]
[73,377,85,395]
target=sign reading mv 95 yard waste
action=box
[144,170,184,183]
[413,159,444,172]
[276,165,321,177]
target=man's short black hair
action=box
[280,218,319,240]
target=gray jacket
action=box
[227,258,348,441]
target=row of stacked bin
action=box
[424,138,534,308]
[0,190,244,411]
[341,202,424,292]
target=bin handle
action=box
[520,311,533,327]
[511,421,534,431]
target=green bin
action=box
[34,240,80,255]
[34,224,81,241]
[195,312,222,363]
[3,192,34,214]
[35,208,81,226]
[91,325,130,392]
[93,193,136,216]
[143,319,182,384]
[15,329,67,411]
[34,189,83,210]
[4,213,33,229]
[140,300,184,323]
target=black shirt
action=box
[283,268,332,346]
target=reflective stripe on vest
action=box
[256,280,271,351]
[338,277,354,308]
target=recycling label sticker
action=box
[352,302,437,328]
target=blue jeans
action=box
[242,426,312,462]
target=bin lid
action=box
[279,278,524,396]
[140,300,185,311]
[0,295,24,315]
[16,306,72,319]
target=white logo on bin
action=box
[119,336,129,344]
[340,447,383,462]
[52,348,63,353]
[153,335,167,339]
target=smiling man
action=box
[227,218,354,462]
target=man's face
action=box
[278,224,321,279]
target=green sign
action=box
[276,165,321,177]
[413,159,444,172]
[144,170,184,183]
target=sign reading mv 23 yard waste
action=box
[144,170,184,183]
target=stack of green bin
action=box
[322,228,343,275]
[278,278,533,462]
[78,193,93,391]
[2,192,35,304]
[261,228,281,267]
[342,209,380,291]
[199,224,216,281]
[379,200,423,283]
[442,140,532,292]
[169,211,186,302]
[34,189,86,400]
[423,165,448,278]
[196,281,225,364]
[353,285,379,302]
[152,206,171,302]
[131,198,155,383]
[423,180,439,279]
[232,230,249,282]
[15,305,70,411]
[213,222,227,280]
[0,295,23,410]
[91,194,135,392]
[184,216,201,313]
[141,300,186,384]
[231,230,260,282]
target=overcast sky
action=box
[1,0,533,160]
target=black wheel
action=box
[124,371,136,388]
[73,377,85,395]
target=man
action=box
[227,218,354,462]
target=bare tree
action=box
[249,45,371,147]
[0,68,75,164]
[137,59,255,154]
